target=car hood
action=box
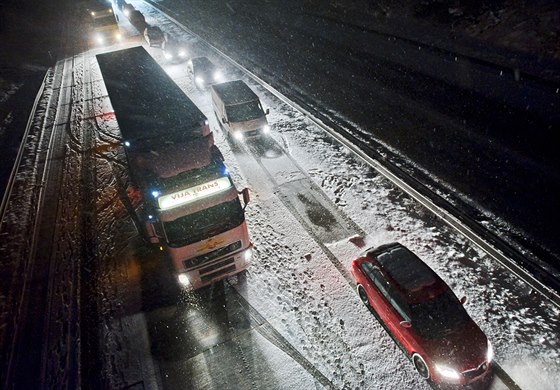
[421,321,488,370]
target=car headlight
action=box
[213,70,223,81]
[262,124,270,134]
[233,131,243,140]
[435,364,461,381]
[164,52,172,60]
[178,273,191,287]
[487,340,494,362]
[195,76,205,85]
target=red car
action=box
[350,242,493,385]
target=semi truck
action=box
[211,80,270,141]
[89,4,122,45]
[96,46,252,289]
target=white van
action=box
[211,80,270,140]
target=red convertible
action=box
[350,242,493,385]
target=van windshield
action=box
[227,101,263,122]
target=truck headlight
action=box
[435,365,461,381]
[95,34,104,45]
[244,248,252,262]
[213,71,223,81]
[115,33,122,41]
[178,273,191,287]
[233,131,243,140]
[262,124,270,134]
[195,76,205,85]
[164,52,173,60]
[179,50,187,57]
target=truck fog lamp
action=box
[244,248,252,262]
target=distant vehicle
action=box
[349,242,493,386]
[162,37,188,63]
[144,26,165,47]
[122,3,134,17]
[211,80,270,141]
[89,5,121,46]
[187,57,223,89]
[128,10,146,32]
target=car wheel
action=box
[412,353,430,379]
[357,285,370,308]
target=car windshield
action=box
[410,289,471,339]
[227,101,263,122]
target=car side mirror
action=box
[460,296,468,305]
[265,108,270,115]
[240,188,250,209]
[399,321,412,328]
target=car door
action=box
[361,263,392,325]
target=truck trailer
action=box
[96,46,252,289]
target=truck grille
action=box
[184,240,242,269]
[200,258,236,284]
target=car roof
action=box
[192,57,213,67]
[365,243,445,301]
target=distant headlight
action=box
[195,76,205,85]
[233,131,243,140]
[213,70,223,81]
[262,124,270,134]
[164,52,173,60]
[435,365,461,381]
[178,273,191,287]
[487,340,494,362]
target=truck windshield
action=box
[227,101,263,122]
[163,198,245,247]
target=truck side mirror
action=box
[460,296,468,305]
[221,117,228,124]
[240,188,250,209]
[265,108,270,115]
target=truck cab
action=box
[211,80,270,141]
